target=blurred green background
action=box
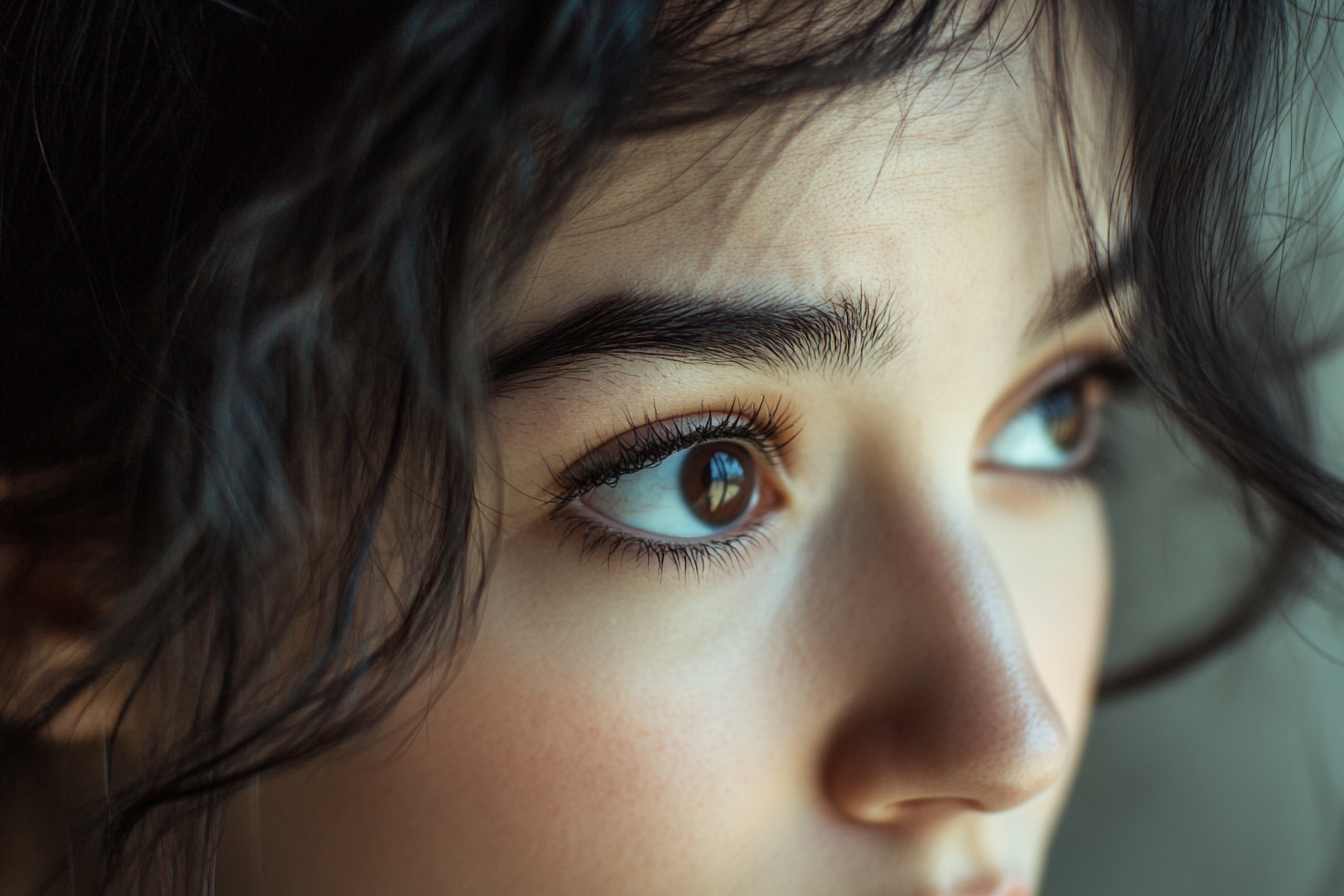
[1044,378,1344,894]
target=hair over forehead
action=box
[630,0,1054,130]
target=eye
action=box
[984,377,1100,472]
[581,441,760,538]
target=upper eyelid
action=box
[555,424,778,495]
[545,400,797,507]
[975,349,1130,448]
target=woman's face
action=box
[219,36,1121,896]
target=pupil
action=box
[680,442,756,528]
[1042,385,1084,449]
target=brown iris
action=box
[678,442,756,529]
[1040,382,1085,450]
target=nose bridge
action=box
[815,477,1070,822]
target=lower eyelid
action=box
[550,508,774,577]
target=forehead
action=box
[507,51,1095,338]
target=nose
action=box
[821,497,1070,824]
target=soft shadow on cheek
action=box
[257,563,812,892]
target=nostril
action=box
[952,874,1034,896]
[841,795,983,826]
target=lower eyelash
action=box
[553,513,768,579]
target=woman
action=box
[1,1,1338,894]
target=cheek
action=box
[411,660,753,857]
[248,582,805,896]
[978,486,1110,739]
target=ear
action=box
[2,540,134,743]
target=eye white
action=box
[985,393,1081,470]
[582,445,747,539]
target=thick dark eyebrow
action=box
[488,292,903,391]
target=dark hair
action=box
[0,1,1339,893]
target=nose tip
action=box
[828,679,1070,823]
[813,482,1081,828]
[977,705,1071,813]
[948,664,1072,812]
[823,541,1073,824]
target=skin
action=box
[205,19,1126,896]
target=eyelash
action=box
[546,356,1134,576]
[546,397,796,577]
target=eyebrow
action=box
[1025,251,1131,342]
[488,291,903,391]
[490,255,1126,392]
